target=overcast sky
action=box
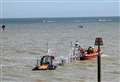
[0,0,119,18]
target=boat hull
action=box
[80,53,98,60]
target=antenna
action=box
[46,42,48,53]
[37,58,39,65]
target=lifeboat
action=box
[80,48,99,60]
[32,55,57,71]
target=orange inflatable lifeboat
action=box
[80,47,100,60]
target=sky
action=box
[0,0,119,18]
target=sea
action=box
[0,16,120,82]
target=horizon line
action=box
[0,16,119,19]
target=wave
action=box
[101,53,110,57]
[98,19,112,22]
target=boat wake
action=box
[101,53,109,57]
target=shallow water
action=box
[0,22,120,82]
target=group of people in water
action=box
[74,41,95,55]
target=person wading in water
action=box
[1,24,6,31]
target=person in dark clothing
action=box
[75,41,80,48]
[87,46,93,54]
[2,24,5,31]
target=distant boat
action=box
[42,20,56,23]
[47,21,56,23]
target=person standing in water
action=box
[75,41,80,48]
[1,24,5,31]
